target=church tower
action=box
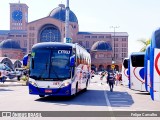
[10,2,28,30]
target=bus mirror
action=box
[31,58,34,69]
[70,55,75,67]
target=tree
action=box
[137,38,150,52]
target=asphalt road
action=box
[0,75,160,120]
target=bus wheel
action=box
[39,95,45,97]
[84,80,89,91]
[75,83,78,96]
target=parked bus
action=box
[128,59,131,89]
[122,58,129,86]
[150,28,160,101]
[144,45,150,92]
[129,52,145,91]
[28,42,91,97]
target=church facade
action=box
[0,2,128,72]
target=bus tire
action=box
[85,80,89,91]
[39,95,45,97]
[84,80,89,91]
[75,83,78,96]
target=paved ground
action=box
[0,75,160,120]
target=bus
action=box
[128,59,131,89]
[28,42,91,97]
[122,58,129,86]
[144,45,150,92]
[150,28,160,101]
[129,52,145,91]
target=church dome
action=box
[91,41,112,51]
[48,4,78,23]
[0,39,21,49]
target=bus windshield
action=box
[30,49,72,80]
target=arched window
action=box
[39,24,61,42]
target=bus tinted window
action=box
[155,30,160,48]
[123,59,128,69]
[131,55,144,67]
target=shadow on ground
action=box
[0,88,14,91]
[35,89,134,107]
[135,92,150,95]
[106,90,134,107]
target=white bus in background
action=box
[129,52,146,91]
[150,28,160,101]
[122,58,129,86]
[144,45,150,92]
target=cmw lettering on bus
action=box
[58,50,70,54]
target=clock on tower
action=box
[10,3,28,30]
[12,10,23,21]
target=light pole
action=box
[110,26,119,64]
[64,0,72,43]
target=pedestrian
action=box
[118,73,122,85]
[100,71,106,85]
[0,71,2,82]
[91,70,94,79]
[115,73,120,86]
[0,71,6,83]
[107,72,115,92]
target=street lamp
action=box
[110,26,119,64]
[112,58,115,64]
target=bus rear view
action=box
[129,52,145,91]
[122,58,129,86]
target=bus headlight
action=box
[60,82,70,88]
[29,81,38,87]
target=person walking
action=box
[100,71,106,85]
[115,73,120,86]
[107,72,115,92]
[118,73,122,85]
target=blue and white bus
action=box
[144,45,150,92]
[129,52,145,91]
[28,42,91,97]
[128,59,131,89]
[150,28,160,101]
[122,58,129,86]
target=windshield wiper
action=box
[38,61,50,79]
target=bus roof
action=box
[32,42,74,49]
[130,52,145,56]
[31,42,89,53]
[151,28,160,48]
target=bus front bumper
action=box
[28,83,72,96]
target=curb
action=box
[0,81,27,87]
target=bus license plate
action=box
[45,89,52,93]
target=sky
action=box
[0,0,160,56]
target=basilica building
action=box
[0,2,128,71]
